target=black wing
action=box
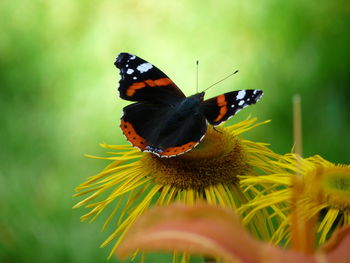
[121,102,207,157]
[200,90,263,126]
[115,53,186,105]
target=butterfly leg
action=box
[213,126,222,133]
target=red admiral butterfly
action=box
[115,53,263,158]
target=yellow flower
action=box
[240,154,350,246]
[73,118,281,260]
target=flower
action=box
[239,154,350,246]
[73,118,281,259]
[116,202,350,263]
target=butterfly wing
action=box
[200,90,263,126]
[154,112,207,157]
[121,102,207,157]
[115,53,186,105]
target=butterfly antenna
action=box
[196,60,199,93]
[203,70,239,92]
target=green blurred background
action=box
[1,0,349,262]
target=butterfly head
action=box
[191,92,205,101]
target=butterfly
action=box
[115,53,263,157]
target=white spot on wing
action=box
[130,55,136,60]
[137,63,153,73]
[126,69,134,74]
[236,90,246,100]
[238,100,245,106]
[133,76,137,80]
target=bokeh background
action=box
[1,0,349,262]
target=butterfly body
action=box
[168,92,204,123]
[115,53,263,157]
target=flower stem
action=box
[293,94,303,157]
[291,94,316,254]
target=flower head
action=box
[240,154,350,246]
[74,118,281,259]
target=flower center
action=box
[305,166,350,211]
[320,167,350,210]
[142,126,250,190]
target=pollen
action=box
[143,126,250,190]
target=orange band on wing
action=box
[126,82,146,96]
[159,141,197,157]
[214,94,228,122]
[126,78,173,96]
[120,119,147,150]
[154,78,173,86]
